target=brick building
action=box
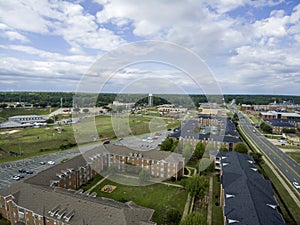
[0,144,185,225]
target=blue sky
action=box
[0,0,299,95]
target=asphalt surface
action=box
[231,107,300,193]
[0,149,80,191]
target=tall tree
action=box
[184,175,208,199]
[193,142,205,159]
[160,136,174,151]
[234,142,248,154]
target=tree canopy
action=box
[184,175,208,199]
[234,142,248,154]
[193,142,205,159]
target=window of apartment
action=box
[18,211,25,219]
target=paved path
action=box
[85,175,110,193]
[207,176,213,225]
[181,193,191,221]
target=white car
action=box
[12,175,20,180]
[293,182,300,189]
[47,161,55,165]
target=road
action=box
[231,107,300,193]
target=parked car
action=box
[18,168,27,173]
[16,174,24,178]
[26,170,33,174]
[293,181,300,189]
[11,175,20,180]
[103,140,110,144]
[40,161,46,165]
[47,161,55,165]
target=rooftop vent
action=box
[225,194,235,198]
[48,205,60,217]
[266,204,277,209]
[56,208,67,219]
[228,219,239,224]
[64,210,75,222]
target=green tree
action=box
[0,103,8,109]
[160,136,174,151]
[250,152,263,164]
[260,122,272,134]
[166,209,181,225]
[139,169,150,184]
[193,142,205,159]
[182,142,193,161]
[184,175,208,199]
[219,145,229,152]
[232,112,239,125]
[180,212,207,225]
[82,108,89,114]
[234,142,248,154]
[282,128,296,133]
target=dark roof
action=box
[217,152,286,225]
[266,119,295,128]
[1,183,155,225]
[170,119,240,143]
[199,134,240,143]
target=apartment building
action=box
[216,152,286,225]
[0,182,155,225]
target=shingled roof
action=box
[1,182,155,225]
[217,152,286,225]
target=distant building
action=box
[265,120,296,135]
[216,152,286,225]
[260,111,300,121]
[9,115,47,124]
[240,104,254,111]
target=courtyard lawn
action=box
[91,177,188,225]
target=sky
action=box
[0,0,299,95]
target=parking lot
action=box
[0,149,80,191]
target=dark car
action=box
[18,169,26,173]
[103,140,110,144]
[26,170,33,174]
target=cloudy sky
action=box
[0,0,299,95]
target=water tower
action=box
[148,94,153,107]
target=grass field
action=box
[0,108,55,120]
[0,115,180,163]
[286,152,300,164]
[89,176,188,225]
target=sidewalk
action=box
[85,175,109,193]
[207,176,213,225]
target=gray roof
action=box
[103,144,184,163]
[25,144,184,187]
[1,182,155,225]
[217,152,286,225]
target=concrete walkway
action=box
[85,175,109,193]
[207,176,213,225]
[181,193,191,221]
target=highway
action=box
[231,107,300,193]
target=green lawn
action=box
[79,174,103,192]
[0,219,10,225]
[212,176,223,225]
[286,152,300,164]
[90,177,188,224]
[0,114,180,163]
